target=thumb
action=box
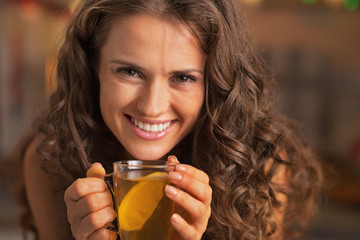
[167,155,180,164]
[86,162,106,179]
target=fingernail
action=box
[167,155,180,163]
[171,213,181,224]
[169,172,182,181]
[92,162,102,167]
[165,185,178,196]
[176,165,187,172]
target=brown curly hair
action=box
[15,0,322,239]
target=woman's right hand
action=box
[64,163,117,240]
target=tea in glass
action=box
[112,161,176,240]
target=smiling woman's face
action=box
[98,14,206,160]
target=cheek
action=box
[99,86,112,126]
[178,86,205,122]
[99,80,139,117]
[194,92,205,119]
[99,80,123,121]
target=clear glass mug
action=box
[105,160,177,240]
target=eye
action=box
[174,75,196,83]
[116,68,139,77]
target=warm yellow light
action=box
[69,0,82,13]
[324,0,343,9]
[45,55,57,98]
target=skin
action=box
[98,14,206,160]
[64,15,212,240]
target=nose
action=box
[136,79,169,117]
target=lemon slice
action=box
[118,172,168,231]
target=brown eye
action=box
[117,68,139,77]
[175,75,195,83]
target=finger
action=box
[166,155,180,174]
[68,190,113,226]
[76,206,116,239]
[87,162,106,179]
[165,185,210,221]
[170,213,198,240]
[167,155,180,164]
[168,171,212,204]
[174,164,209,184]
[88,227,117,240]
[64,178,108,202]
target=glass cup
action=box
[106,160,177,240]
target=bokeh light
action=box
[343,0,359,11]
[302,0,317,4]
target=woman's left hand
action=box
[165,156,212,240]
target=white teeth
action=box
[150,124,158,132]
[131,118,172,133]
[144,123,151,131]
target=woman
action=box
[16,0,322,239]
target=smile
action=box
[131,117,173,133]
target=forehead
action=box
[106,14,199,47]
[100,14,205,68]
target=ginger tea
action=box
[113,172,175,240]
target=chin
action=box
[128,148,169,161]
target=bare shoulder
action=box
[24,133,44,167]
[23,134,46,192]
[24,134,73,239]
[23,134,47,199]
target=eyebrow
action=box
[110,59,145,71]
[109,59,204,76]
[171,69,204,76]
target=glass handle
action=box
[104,222,118,233]
[104,173,114,194]
[103,173,119,236]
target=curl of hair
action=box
[16,0,322,239]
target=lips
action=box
[126,115,176,141]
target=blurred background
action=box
[0,0,359,239]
